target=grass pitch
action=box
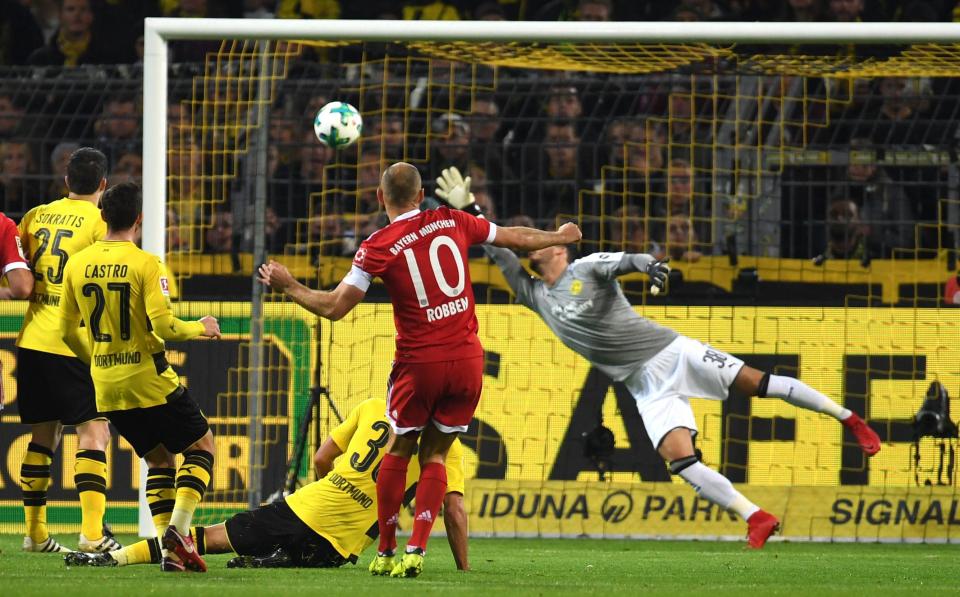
[0,534,956,596]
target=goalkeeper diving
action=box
[435,166,882,549]
[65,398,469,570]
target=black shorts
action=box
[225,499,348,568]
[105,387,209,457]
[16,347,100,426]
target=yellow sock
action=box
[111,538,160,566]
[75,449,107,540]
[21,442,53,543]
[145,467,176,538]
[170,450,213,534]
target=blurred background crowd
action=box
[0,0,959,288]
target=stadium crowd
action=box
[0,0,958,267]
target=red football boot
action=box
[842,413,881,456]
[161,526,206,572]
[746,510,780,549]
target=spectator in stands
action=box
[28,0,132,66]
[270,115,299,170]
[355,152,383,215]
[662,215,703,262]
[277,0,339,18]
[0,140,42,215]
[47,141,79,199]
[779,0,825,21]
[362,113,405,160]
[523,119,590,223]
[835,138,913,258]
[945,272,960,305]
[827,0,864,21]
[94,95,141,164]
[107,151,143,186]
[430,112,471,181]
[168,135,205,250]
[545,83,583,123]
[0,93,26,141]
[655,158,711,248]
[0,0,45,65]
[167,208,186,252]
[871,76,931,146]
[576,0,613,21]
[297,130,332,199]
[204,209,233,254]
[677,0,728,20]
[607,205,660,255]
[817,197,876,262]
[473,2,506,19]
[400,0,461,19]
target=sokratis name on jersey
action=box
[387,218,457,256]
[426,296,470,322]
[34,212,86,228]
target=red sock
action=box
[407,462,447,552]
[376,454,409,554]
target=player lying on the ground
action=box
[64,397,470,570]
[435,166,882,549]
[258,162,579,579]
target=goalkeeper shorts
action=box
[385,356,483,435]
[625,335,745,449]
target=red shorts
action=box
[385,357,483,434]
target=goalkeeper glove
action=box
[646,257,670,295]
[435,167,483,216]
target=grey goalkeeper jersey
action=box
[484,246,678,381]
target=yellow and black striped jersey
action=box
[284,398,465,560]
[17,198,105,356]
[60,240,202,412]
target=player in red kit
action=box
[258,162,580,578]
[0,212,33,408]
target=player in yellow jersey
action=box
[16,147,120,555]
[59,182,222,573]
[65,398,470,571]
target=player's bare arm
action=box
[313,437,343,479]
[257,260,365,321]
[492,222,581,252]
[0,267,33,299]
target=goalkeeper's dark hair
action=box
[564,244,579,263]
[100,182,142,232]
[66,147,108,194]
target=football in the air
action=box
[313,101,363,148]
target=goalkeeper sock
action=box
[407,462,447,553]
[376,454,409,554]
[75,449,108,541]
[20,442,53,544]
[762,375,851,420]
[171,450,214,535]
[678,462,760,521]
[111,538,161,566]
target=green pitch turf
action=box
[0,534,956,596]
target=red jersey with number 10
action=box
[346,207,496,363]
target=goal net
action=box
[132,20,960,541]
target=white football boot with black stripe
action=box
[78,532,122,553]
[23,535,73,553]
